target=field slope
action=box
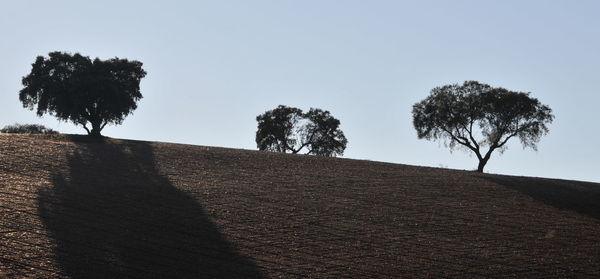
[1,134,599,278]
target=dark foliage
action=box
[0,123,58,134]
[412,81,554,172]
[19,51,146,137]
[256,105,347,157]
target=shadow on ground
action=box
[38,136,262,279]
[481,175,600,220]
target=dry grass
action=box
[1,134,599,278]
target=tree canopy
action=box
[256,105,348,157]
[412,81,554,172]
[19,51,147,137]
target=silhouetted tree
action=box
[19,51,146,137]
[256,105,348,156]
[412,81,554,172]
[303,108,348,156]
[1,123,58,134]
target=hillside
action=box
[0,134,599,278]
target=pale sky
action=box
[1,1,598,182]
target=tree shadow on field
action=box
[481,175,600,220]
[38,136,262,279]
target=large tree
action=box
[256,105,348,156]
[412,81,554,172]
[19,51,147,137]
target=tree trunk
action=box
[476,158,488,172]
[89,121,103,137]
[476,149,494,172]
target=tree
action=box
[412,81,554,172]
[19,51,147,137]
[256,105,348,156]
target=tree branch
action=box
[294,131,315,154]
[283,141,296,154]
[81,123,91,134]
[467,120,480,151]
[496,133,517,149]
[440,126,482,159]
[100,120,108,130]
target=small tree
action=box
[256,105,348,156]
[19,51,147,137]
[1,123,58,134]
[412,81,554,172]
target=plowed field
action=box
[1,134,599,278]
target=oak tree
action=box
[412,81,554,172]
[19,51,146,137]
[256,105,348,157]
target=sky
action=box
[1,1,598,182]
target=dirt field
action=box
[1,134,599,278]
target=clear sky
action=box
[1,1,598,182]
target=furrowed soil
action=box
[0,134,599,278]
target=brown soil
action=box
[1,134,599,278]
